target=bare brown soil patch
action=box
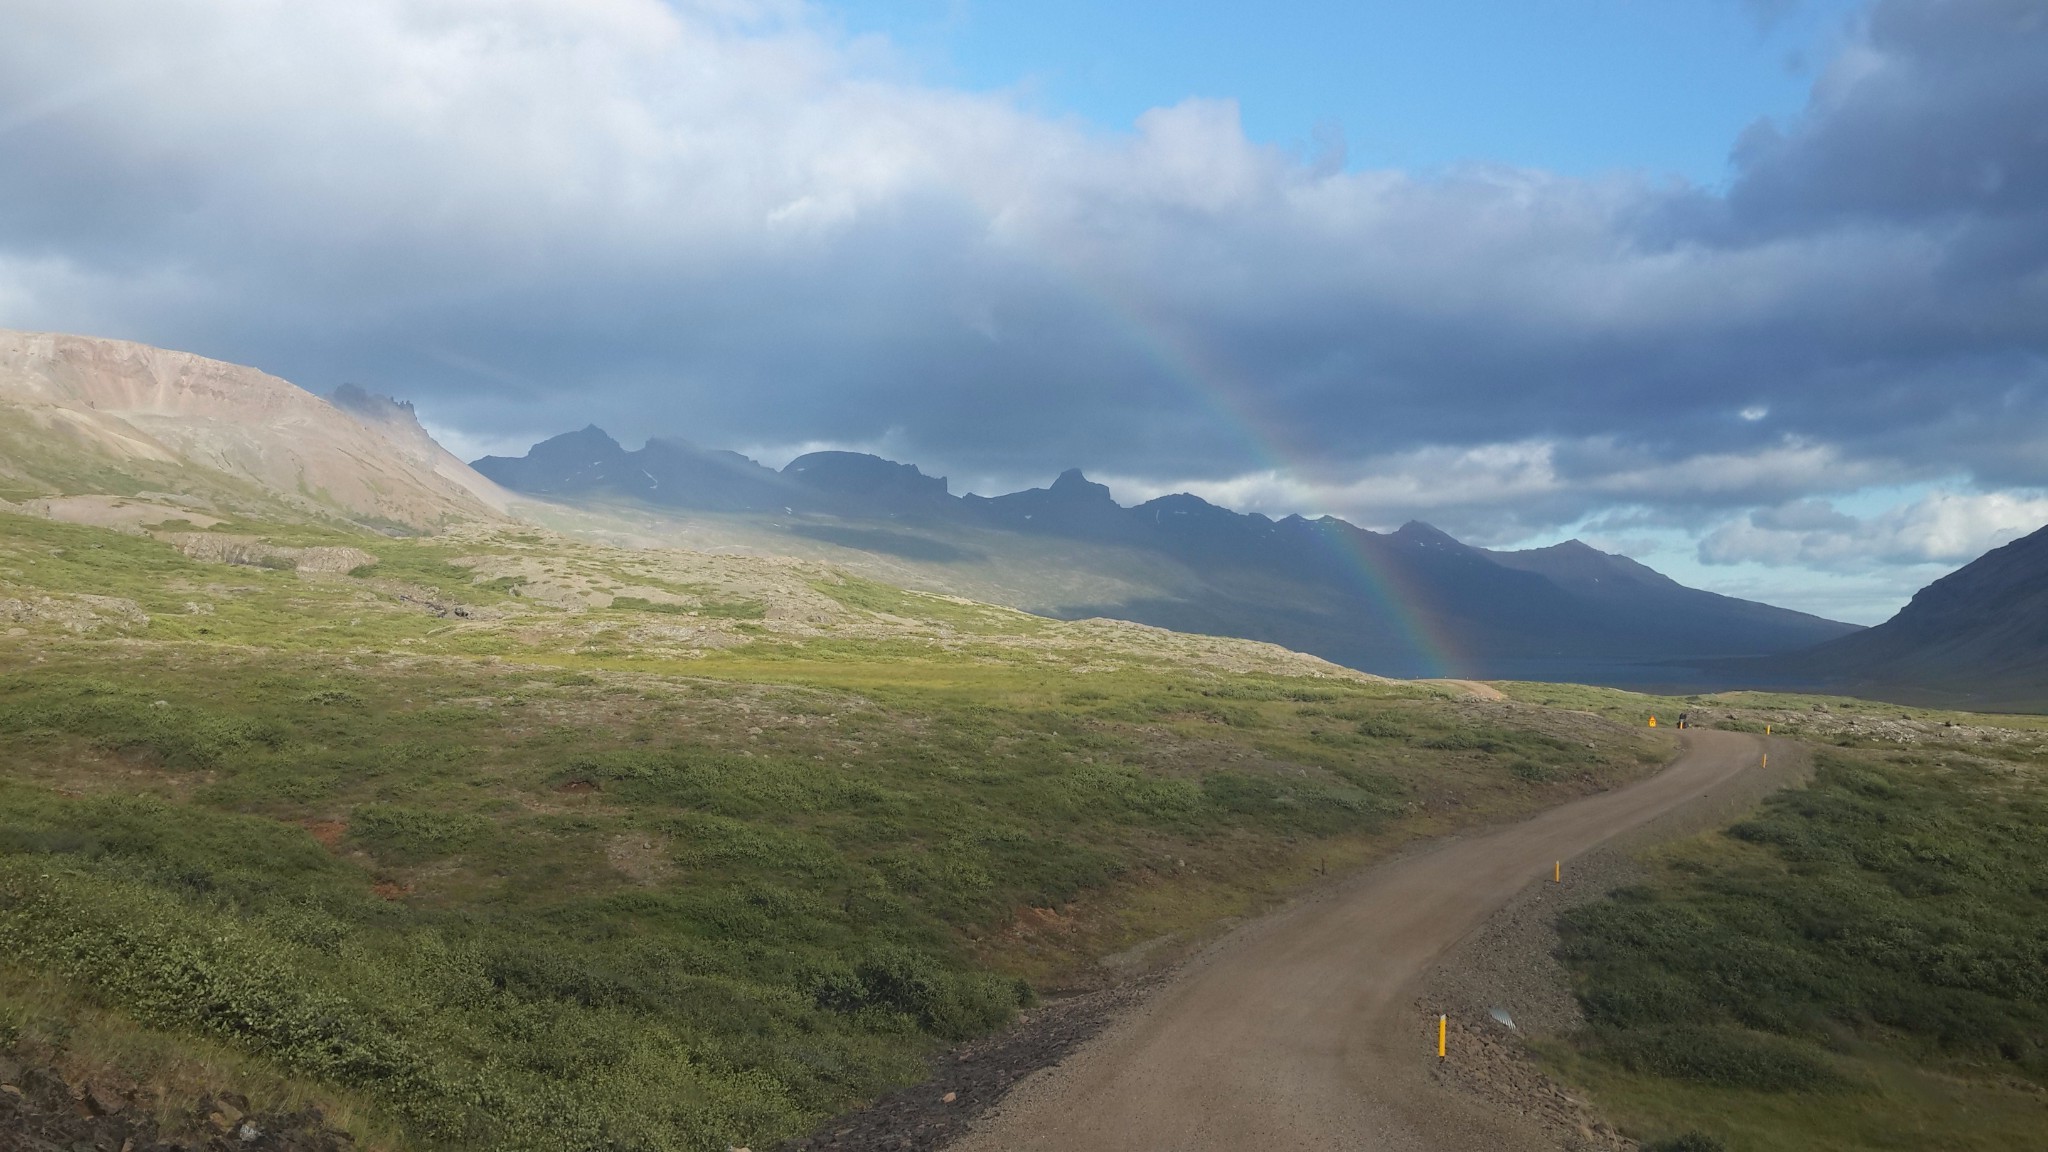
[298,820,346,849]
[604,834,676,886]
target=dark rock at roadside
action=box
[0,1060,354,1152]
[780,979,1157,1152]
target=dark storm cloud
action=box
[0,0,2042,547]
[1731,0,2048,228]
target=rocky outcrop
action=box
[157,532,376,574]
[0,593,150,634]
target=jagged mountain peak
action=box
[1391,520,1460,546]
[540,424,623,450]
[1492,538,1681,589]
[523,425,627,464]
[1048,468,1115,503]
[1141,492,1221,513]
[1512,538,1615,560]
[328,382,418,425]
[1137,492,1269,527]
[783,451,948,503]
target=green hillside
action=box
[0,510,1670,1151]
[1496,685,2048,1151]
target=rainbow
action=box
[1061,283,1465,679]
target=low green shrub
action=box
[1561,747,2048,1092]
[814,944,1026,1039]
[1354,715,1410,739]
[347,804,494,864]
[1589,1024,1843,1091]
[612,596,766,620]
[1642,1133,1727,1152]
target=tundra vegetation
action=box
[1497,682,2048,1151]
[0,510,1670,1151]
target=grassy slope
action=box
[1492,683,2048,1150]
[0,512,1671,1151]
[508,497,1205,619]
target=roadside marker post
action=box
[1438,1015,1446,1060]
[1554,860,1560,883]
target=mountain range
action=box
[474,427,1862,682]
[7,328,2040,700]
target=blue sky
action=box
[828,0,1866,182]
[2,0,2045,625]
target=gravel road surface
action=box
[951,730,1765,1152]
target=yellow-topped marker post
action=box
[1438,1015,1447,1059]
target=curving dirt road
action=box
[954,730,1765,1152]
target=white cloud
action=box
[1700,487,2048,569]
[0,0,2043,623]
[2,0,2027,430]
[1096,435,1892,543]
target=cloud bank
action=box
[0,0,2043,607]
[1702,489,2048,569]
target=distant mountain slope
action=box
[1789,521,2048,701]
[474,426,793,512]
[0,329,507,529]
[471,429,961,518]
[1488,537,1851,656]
[784,450,952,514]
[477,428,1860,681]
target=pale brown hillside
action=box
[0,329,509,529]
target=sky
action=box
[0,0,2043,624]
[824,0,1868,181]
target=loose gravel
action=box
[1419,733,1815,1148]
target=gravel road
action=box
[949,730,1766,1152]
